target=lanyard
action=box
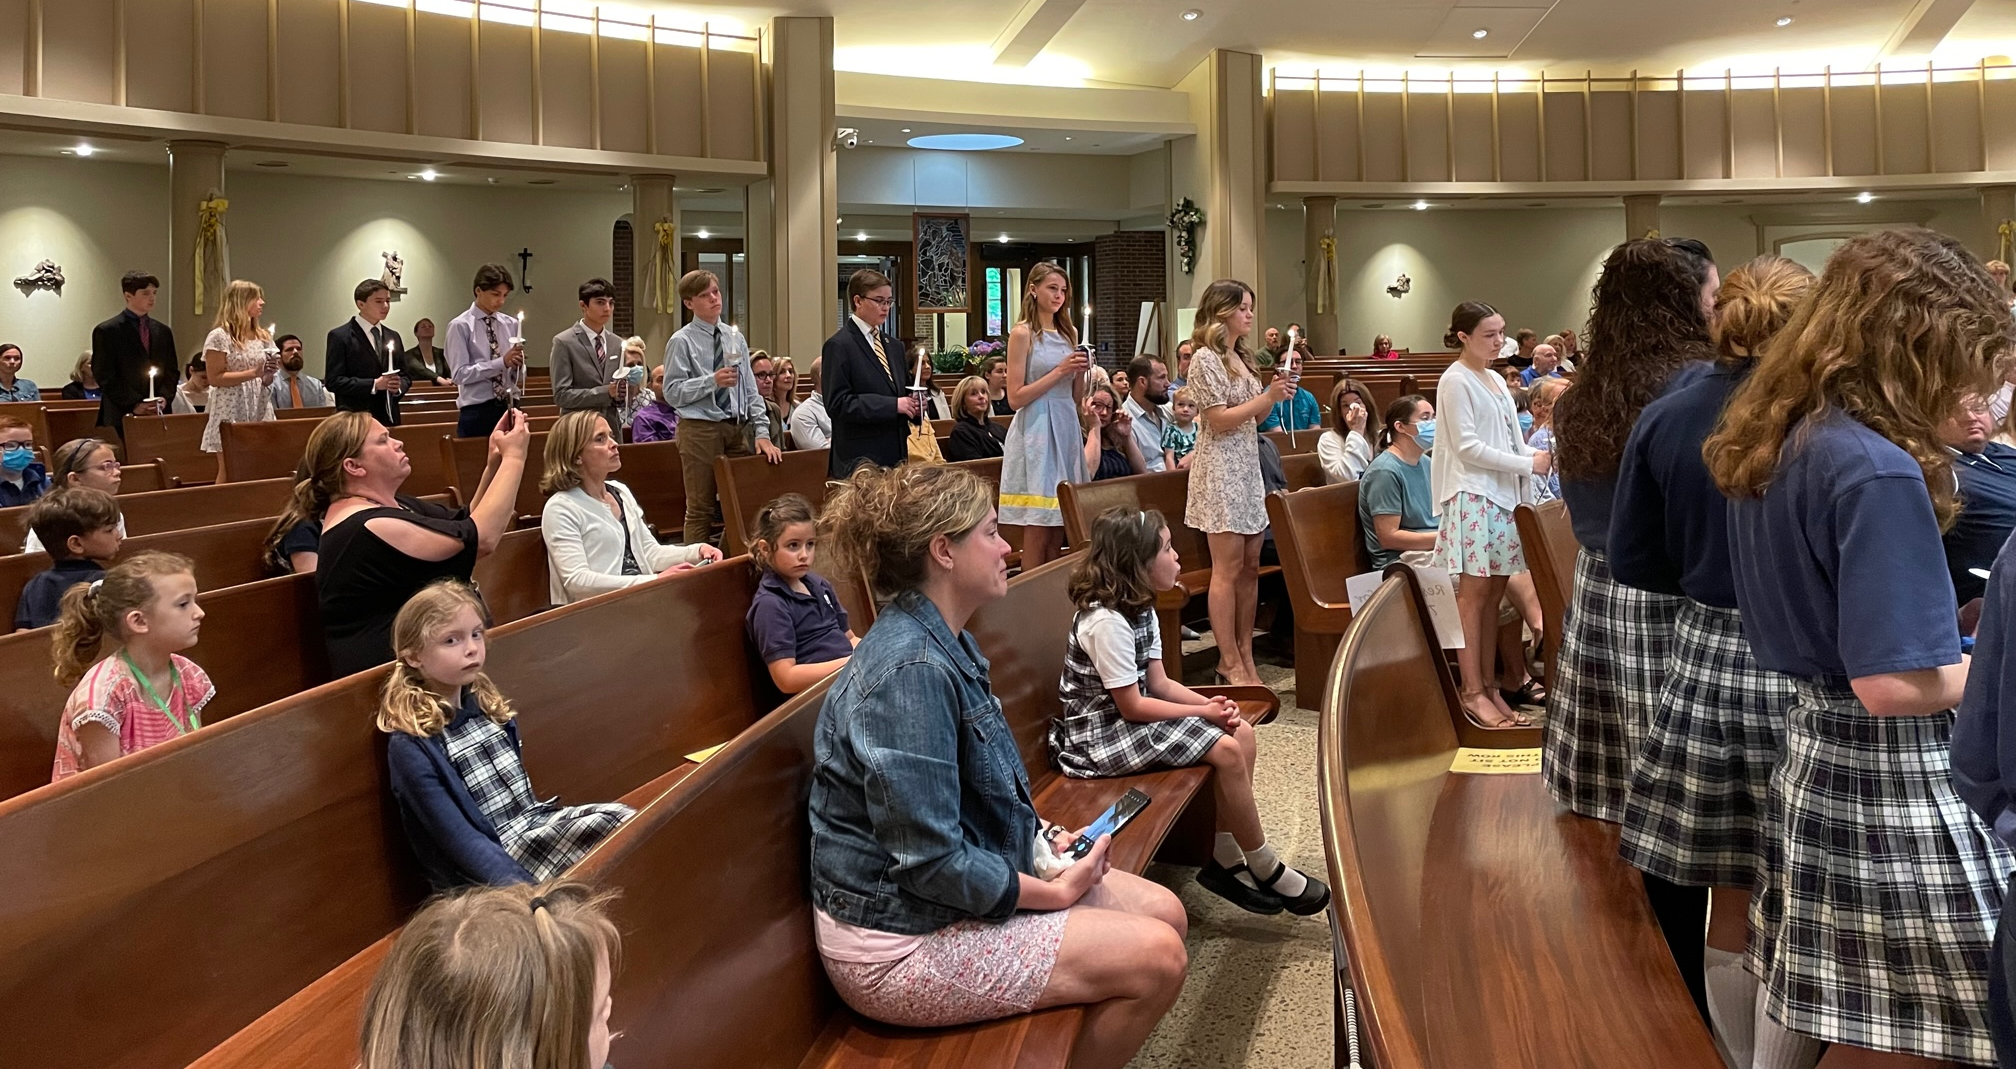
[121,650,197,736]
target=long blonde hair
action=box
[1705,228,2015,529]
[1017,262,1079,348]
[51,551,195,686]
[213,280,268,344]
[359,880,620,1069]
[377,580,514,737]
[265,411,374,573]
[1189,279,1257,380]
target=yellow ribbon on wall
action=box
[1315,232,1337,314]
[645,218,679,313]
[193,195,230,316]
[1998,220,2014,267]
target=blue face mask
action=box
[1518,411,1535,434]
[0,444,33,473]
[1412,419,1436,450]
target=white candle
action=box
[148,366,158,401]
[912,345,927,390]
[1083,303,1093,348]
[386,339,396,374]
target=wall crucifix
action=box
[517,248,535,292]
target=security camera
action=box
[834,128,860,150]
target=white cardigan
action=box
[1317,429,1375,484]
[540,480,708,604]
[1431,363,1533,512]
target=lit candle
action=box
[386,339,397,375]
[912,344,927,390]
[1083,303,1093,348]
[148,366,158,402]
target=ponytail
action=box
[50,551,195,687]
[50,581,110,688]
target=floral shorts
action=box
[1433,491,1527,577]
[821,909,1071,1029]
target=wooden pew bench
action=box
[1,560,786,1069]
[1515,499,1578,686]
[0,476,294,554]
[122,411,215,487]
[1317,567,1717,1068]
[1267,481,1373,708]
[0,516,276,629]
[444,432,687,533]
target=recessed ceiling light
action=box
[1413,200,1430,211]
[73,143,95,157]
[1857,191,1874,203]
[900,128,911,133]
[419,169,438,181]
[1181,9,1200,20]
[697,228,711,239]
[1471,28,1489,39]
[1776,16,1793,26]
[856,232,868,241]
[907,133,1025,151]
[999,233,1011,242]
[1064,136,1073,141]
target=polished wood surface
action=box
[1,559,781,1069]
[1281,451,1326,491]
[445,431,689,536]
[272,405,337,420]
[122,412,215,486]
[1263,429,1317,456]
[1317,569,1719,1069]
[716,446,833,557]
[1267,481,1372,704]
[0,476,293,554]
[1513,499,1578,686]
[469,527,550,631]
[0,516,274,628]
[117,462,166,493]
[44,404,105,449]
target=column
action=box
[744,178,777,362]
[1302,196,1338,356]
[167,140,228,355]
[1166,49,1267,313]
[1623,193,1662,241]
[630,174,679,361]
[1982,185,2016,267]
[767,16,838,368]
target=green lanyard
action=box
[120,650,198,736]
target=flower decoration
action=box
[1168,198,1205,275]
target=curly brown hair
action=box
[1068,506,1166,617]
[1705,228,2015,530]
[1551,238,1716,480]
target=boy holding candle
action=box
[325,279,413,425]
[663,269,782,545]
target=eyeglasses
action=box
[1960,400,1993,417]
[0,442,31,452]
[84,459,122,474]
[859,296,895,308]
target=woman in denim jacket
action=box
[808,463,1188,1069]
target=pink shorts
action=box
[821,909,1070,1028]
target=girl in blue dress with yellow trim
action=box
[998,262,1090,570]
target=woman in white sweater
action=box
[539,410,720,605]
[1316,377,1377,483]
[1432,301,1552,729]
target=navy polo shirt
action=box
[1608,362,1750,607]
[1727,408,1960,682]
[1945,443,2016,605]
[746,570,853,667]
[1557,360,1713,554]
[1955,528,2016,848]
[15,558,103,631]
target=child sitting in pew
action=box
[360,879,618,1069]
[746,493,858,694]
[50,550,212,781]
[380,580,634,890]
[24,438,126,553]
[16,488,122,631]
[1049,505,1330,917]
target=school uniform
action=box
[1730,407,2008,1063]
[1049,604,1222,778]
[1948,442,2016,605]
[745,571,853,670]
[1607,361,1797,889]
[1955,529,2016,1066]
[14,558,102,631]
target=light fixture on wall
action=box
[1181,9,1200,20]
[1413,200,1430,210]
[856,232,868,241]
[73,143,95,157]
[1776,16,1793,26]
[1857,191,1875,203]
[697,228,711,239]
[419,169,438,181]
[1471,28,1489,39]
[999,233,1011,242]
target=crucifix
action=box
[517,247,535,292]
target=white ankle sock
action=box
[1703,948,1757,1069]
[1752,995,1823,1069]
[1215,833,1261,889]
[1245,842,1307,897]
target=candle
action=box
[1083,303,1093,348]
[912,344,927,390]
[386,339,397,374]
[148,366,158,402]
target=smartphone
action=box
[1066,788,1152,860]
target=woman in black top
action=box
[1083,383,1147,481]
[944,375,1007,462]
[316,409,531,676]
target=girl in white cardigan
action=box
[1432,301,1552,729]
[539,411,720,605]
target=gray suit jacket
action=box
[549,321,627,423]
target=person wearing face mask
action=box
[1358,395,1439,569]
[0,344,39,402]
[0,415,49,507]
[268,335,331,410]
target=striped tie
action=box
[867,330,894,384]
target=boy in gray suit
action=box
[550,277,634,430]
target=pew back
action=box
[123,412,215,486]
[717,447,833,557]
[1513,499,1578,683]
[0,516,276,629]
[0,477,286,554]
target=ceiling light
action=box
[999,233,1011,242]
[72,143,95,157]
[419,169,438,181]
[907,133,1025,151]
[1776,16,1793,26]
[1857,191,1874,203]
[1064,136,1073,141]
[1181,9,1200,20]
[900,128,911,133]
[1471,28,1489,39]
[1413,200,1430,211]
[856,232,868,241]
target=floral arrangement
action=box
[1168,198,1205,275]
[930,338,1004,374]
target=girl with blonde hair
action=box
[360,879,619,1069]
[998,261,1091,568]
[380,579,633,890]
[1185,278,1293,686]
[538,410,717,605]
[1608,255,1814,1067]
[198,279,277,475]
[49,550,211,780]
[1710,228,2014,1067]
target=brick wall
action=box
[1093,230,1167,367]
[611,220,635,338]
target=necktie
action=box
[370,326,385,381]
[138,317,151,352]
[713,327,732,414]
[288,375,303,409]
[483,316,504,399]
[867,330,893,385]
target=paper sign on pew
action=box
[1345,563,1465,648]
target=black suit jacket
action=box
[326,320,413,425]
[90,310,178,436]
[822,322,909,477]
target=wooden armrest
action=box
[1193,684,1280,725]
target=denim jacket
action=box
[808,590,1039,936]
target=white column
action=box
[767,16,838,369]
[168,140,228,354]
[630,173,679,361]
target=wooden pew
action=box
[2,560,785,1069]
[1317,566,1718,1069]
[273,405,337,421]
[715,447,832,557]
[1281,451,1326,491]
[470,527,551,626]
[1263,429,1317,456]
[0,517,274,629]
[122,412,215,487]
[442,432,685,534]
[44,406,106,449]
[1266,481,1375,711]
[1514,499,1578,686]
[0,477,294,554]
[119,462,166,493]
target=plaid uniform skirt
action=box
[445,716,635,882]
[1542,549,1683,824]
[1049,608,1225,778]
[1748,681,2010,1063]
[1618,600,1795,888]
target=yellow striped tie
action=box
[867,330,895,384]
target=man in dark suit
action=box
[823,268,918,476]
[326,279,412,425]
[89,270,177,439]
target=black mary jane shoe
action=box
[1195,860,1286,915]
[1255,861,1332,916]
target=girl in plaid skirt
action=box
[381,580,633,891]
[1609,256,1814,1068]
[1048,506,1328,917]
[1710,228,2016,1067]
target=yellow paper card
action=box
[1449,747,1542,775]
[684,743,726,765]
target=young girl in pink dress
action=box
[50,550,212,781]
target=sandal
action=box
[1461,690,1531,730]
